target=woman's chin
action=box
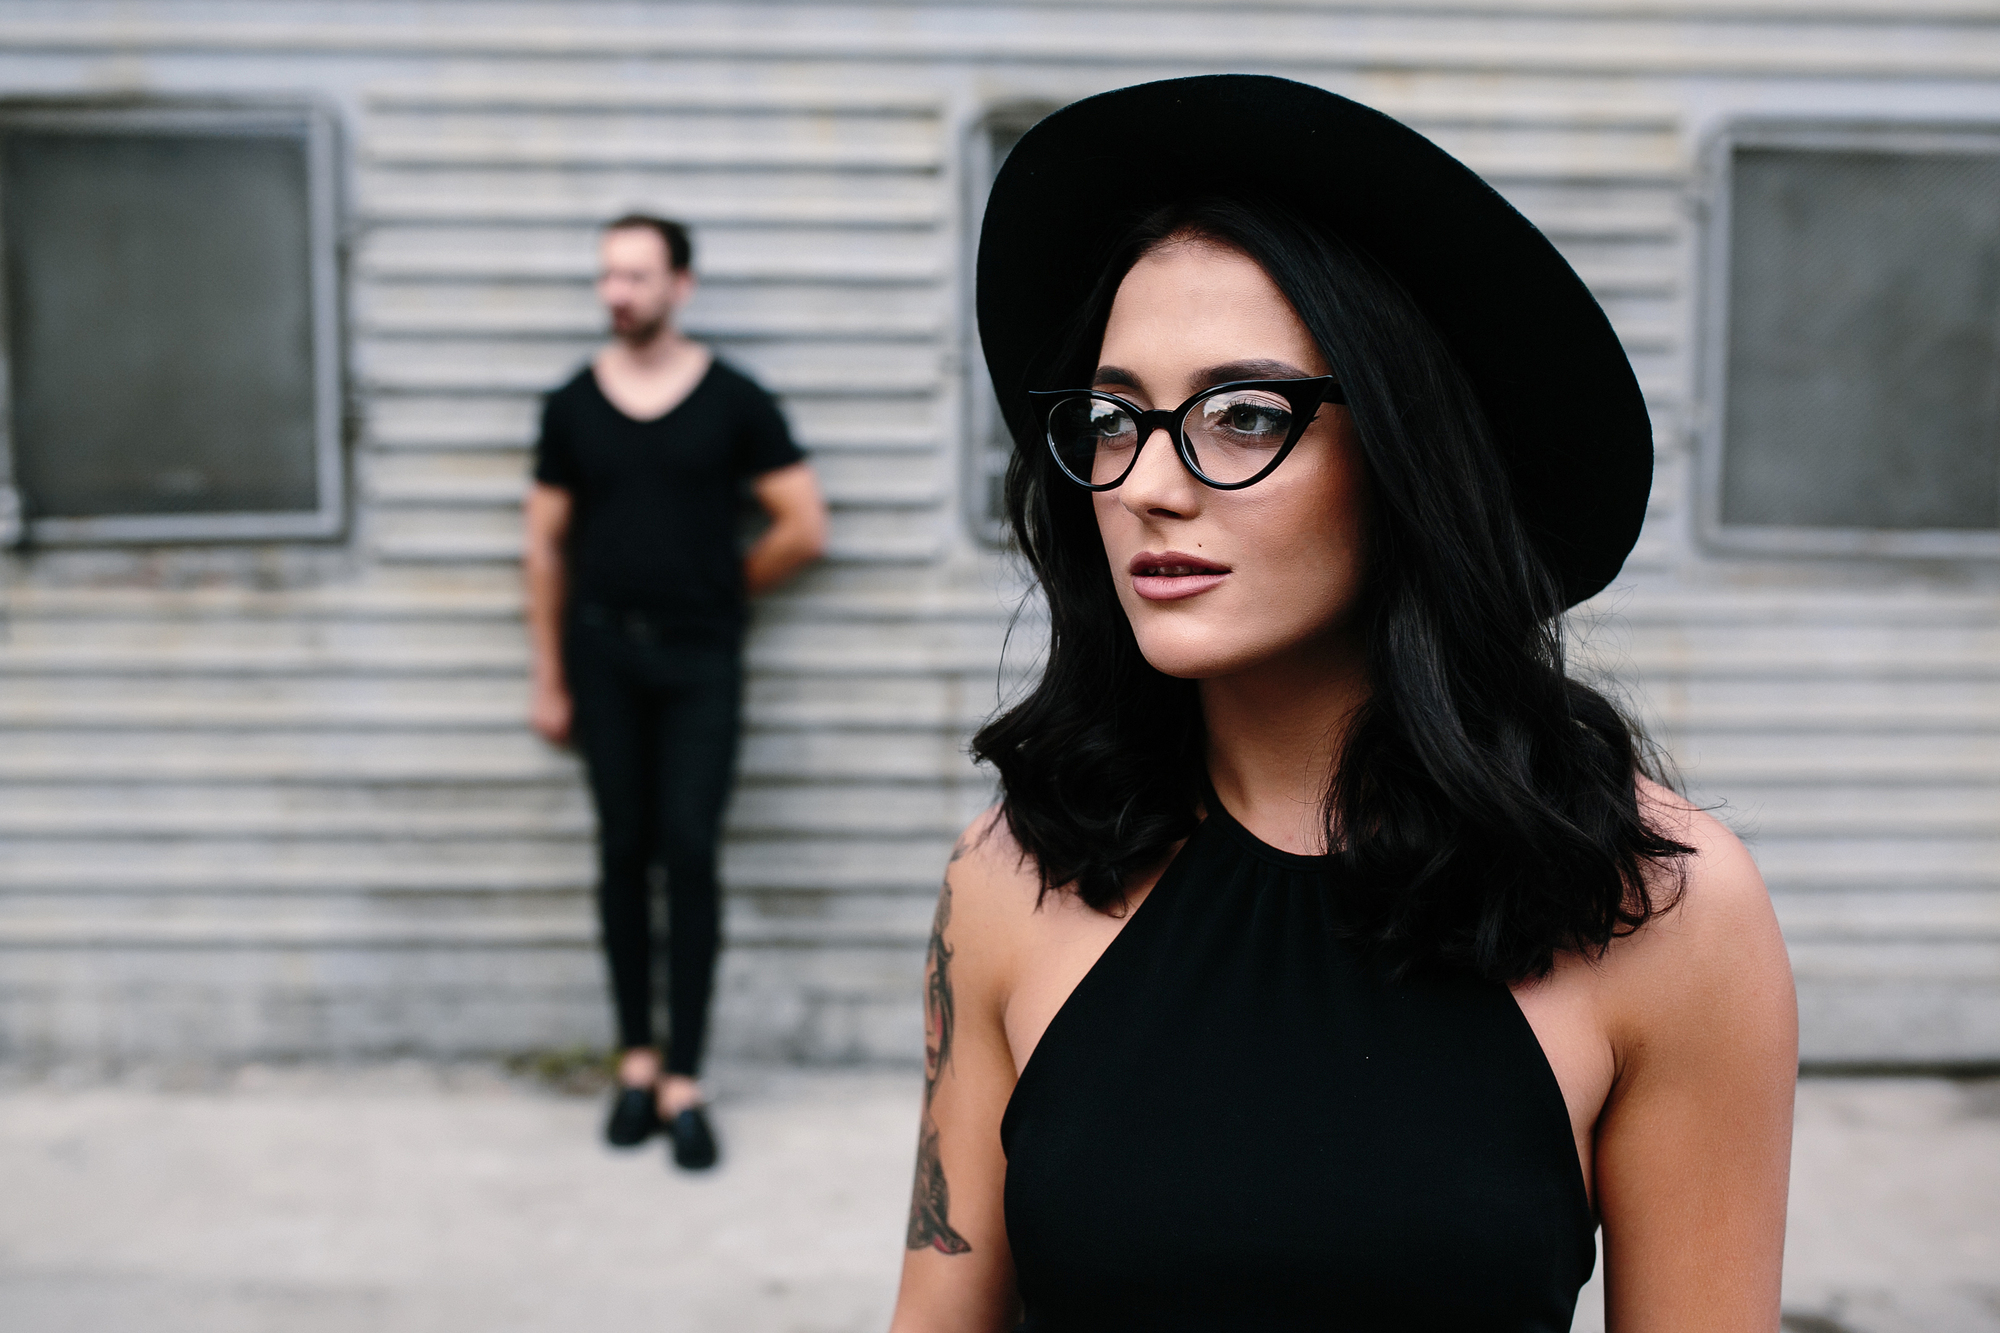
[1131,632,1267,682]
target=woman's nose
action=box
[1118,427,1201,517]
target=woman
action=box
[891,76,1796,1332]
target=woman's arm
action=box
[1596,790,1799,1331]
[890,815,1035,1333]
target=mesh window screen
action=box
[1721,145,2000,533]
[2,124,323,525]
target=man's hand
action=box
[530,677,573,746]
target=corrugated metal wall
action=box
[0,0,1993,1066]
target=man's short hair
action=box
[605,213,692,272]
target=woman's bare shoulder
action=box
[1602,777,1796,1057]
[946,806,1042,900]
[935,807,1048,965]
[1633,776,1772,933]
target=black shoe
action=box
[667,1105,719,1170]
[604,1086,661,1147]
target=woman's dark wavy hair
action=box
[972,196,1690,984]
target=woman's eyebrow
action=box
[1195,358,1311,387]
[1092,365,1141,388]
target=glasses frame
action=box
[1027,376,1345,492]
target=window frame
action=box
[0,101,344,546]
[961,101,1061,548]
[1697,118,2000,561]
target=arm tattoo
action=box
[907,1121,970,1254]
[907,873,973,1254]
[923,880,957,1105]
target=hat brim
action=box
[975,74,1653,608]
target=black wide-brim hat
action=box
[976,74,1653,607]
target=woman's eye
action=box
[1206,397,1290,437]
[1090,409,1133,438]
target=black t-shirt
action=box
[533,357,805,629]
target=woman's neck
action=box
[1200,631,1369,856]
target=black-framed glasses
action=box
[1027,377,1344,491]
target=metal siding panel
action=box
[0,1,1994,1065]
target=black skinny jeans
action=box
[565,606,743,1077]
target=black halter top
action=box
[1000,797,1596,1332]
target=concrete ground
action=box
[0,1066,1993,1333]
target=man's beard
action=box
[612,312,666,344]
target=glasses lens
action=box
[1046,395,1140,487]
[1185,387,1299,484]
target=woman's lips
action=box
[1129,551,1230,601]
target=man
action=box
[524,214,827,1170]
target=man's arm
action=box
[522,482,574,744]
[746,461,828,595]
